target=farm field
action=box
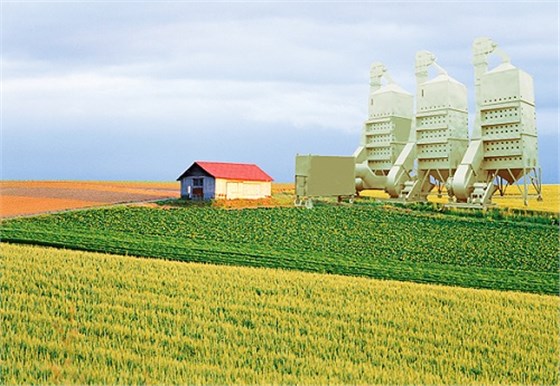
[2,204,557,294]
[1,243,557,384]
[361,184,560,213]
[2,181,557,217]
[0,181,299,217]
[0,181,179,218]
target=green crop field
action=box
[1,205,558,294]
[1,243,557,384]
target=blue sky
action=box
[2,1,558,182]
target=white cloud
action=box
[3,72,366,133]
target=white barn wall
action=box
[260,181,272,197]
[238,181,271,198]
[216,178,271,200]
[215,178,227,199]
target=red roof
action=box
[193,161,273,182]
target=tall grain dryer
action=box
[386,51,469,201]
[354,63,414,193]
[451,37,542,206]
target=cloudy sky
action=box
[2,1,558,182]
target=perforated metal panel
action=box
[363,84,413,175]
[415,74,469,176]
[479,63,539,181]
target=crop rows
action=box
[1,205,558,294]
[1,244,558,384]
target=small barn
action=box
[177,161,273,200]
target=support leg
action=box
[523,168,528,207]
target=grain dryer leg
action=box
[534,167,543,202]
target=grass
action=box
[1,243,557,384]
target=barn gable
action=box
[176,163,213,180]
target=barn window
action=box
[193,178,203,187]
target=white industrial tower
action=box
[451,37,542,206]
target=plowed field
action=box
[0,181,179,218]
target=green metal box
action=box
[295,155,355,197]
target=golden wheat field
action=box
[361,184,559,212]
[1,243,557,384]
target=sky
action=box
[2,1,558,183]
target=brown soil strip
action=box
[1,188,175,203]
[0,181,180,218]
[0,196,106,218]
